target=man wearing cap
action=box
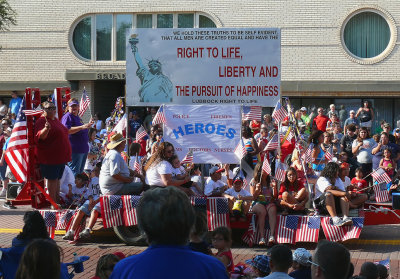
[100,133,145,195]
[382,122,396,144]
[204,166,228,197]
[224,176,253,218]
[343,110,359,134]
[289,248,312,279]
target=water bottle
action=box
[73,252,84,273]
[73,252,79,263]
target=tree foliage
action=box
[0,0,16,31]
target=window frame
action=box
[70,12,217,64]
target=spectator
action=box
[0,126,6,198]
[224,176,253,220]
[100,133,144,195]
[359,262,379,279]
[61,98,94,175]
[0,98,8,119]
[245,255,271,278]
[84,128,101,174]
[204,166,227,197]
[341,124,357,160]
[15,239,62,279]
[356,100,374,130]
[212,226,234,274]
[128,110,142,139]
[264,244,293,278]
[91,112,104,137]
[382,123,396,144]
[310,240,350,279]
[326,113,339,132]
[379,149,396,179]
[332,125,344,155]
[8,91,22,115]
[110,187,228,279]
[312,108,329,132]
[242,126,260,168]
[314,162,352,227]
[338,105,347,127]
[92,254,121,279]
[394,127,400,145]
[263,114,275,132]
[352,127,375,181]
[143,107,157,132]
[343,110,359,133]
[189,210,212,255]
[34,101,71,207]
[250,119,262,137]
[309,130,327,176]
[376,264,389,279]
[145,125,159,157]
[300,107,313,135]
[289,248,312,279]
[327,104,337,119]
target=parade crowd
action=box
[0,94,396,279]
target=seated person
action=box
[314,162,353,227]
[339,163,367,208]
[100,133,145,195]
[63,164,102,241]
[63,173,90,207]
[289,248,312,279]
[169,155,201,195]
[223,176,253,221]
[277,167,309,214]
[204,166,228,197]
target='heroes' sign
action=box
[172,123,236,140]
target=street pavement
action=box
[1,203,399,278]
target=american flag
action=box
[374,258,390,271]
[264,133,279,151]
[78,88,91,117]
[285,128,295,142]
[23,109,44,117]
[234,139,247,160]
[275,161,288,182]
[242,106,262,121]
[122,195,141,227]
[320,217,346,242]
[276,215,299,244]
[262,155,271,175]
[39,210,57,239]
[242,214,256,247]
[152,105,166,125]
[135,125,148,141]
[56,209,75,230]
[4,97,28,183]
[301,143,314,164]
[371,168,392,184]
[100,195,124,228]
[342,217,364,241]
[325,146,333,161]
[207,197,229,231]
[133,157,142,174]
[373,183,390,203]
[181,150,194,165]
[272,101,288,124]
[190,196,207,210]
[295,216,320,243]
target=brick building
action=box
[0,1,399,129]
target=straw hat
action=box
[107,133,126,149]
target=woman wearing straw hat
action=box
[99,133,144,195]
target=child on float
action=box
[277,167,309,215]
[190,164,204,194]
[224,176,253,222]
[63,164,101,240]
[169,154,202,195]
[63,173,90,207]
[212,226,234,274]
[128,142,143,183]
[340,163,368,209]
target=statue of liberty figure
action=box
[129,34,173,103]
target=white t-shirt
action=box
[171,166,185,177]
[315,176,345,200]
[205,170,233,185]
[352,138,375,164]
[89,176,101,200]
[340,176,351,189]
[204,179,225,196]
[145,160,173,186]
[224,187,252,198]
[59,165,75,196]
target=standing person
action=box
[91,112,104,137]
[34,101,71,207]
[0,98,8,119]
[309,130,327,176]
[300,107,313,135]
[312,108,329,132]
[343,110,359,133]
[371,132,400,171]
[382,122,396,143]
[356,100,374,131]
[8,91,22,116]
[84,128,101,174]
[129,110,142,139]
[143,107,157,132]
[61,98,94,175]
[264,245,293,279]
[110,187,228,279]
[263,114,275,132]
[242,126,260,168]
[352,127,375,180]
[327,104,337,119]
[338,105,347,127]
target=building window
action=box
[71,13,216,62]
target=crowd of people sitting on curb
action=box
[0,187,391,279]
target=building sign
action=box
[163,105,241,163]
[96,73,126,80]
[126,28,281,106]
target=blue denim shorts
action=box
[79,200,101,216]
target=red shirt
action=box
[350,177,368,193]
[313,115,329,132]
[278,180,305,199]
[35,116,71,164]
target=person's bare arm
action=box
[160,173,190,187]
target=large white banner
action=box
[126,28,280,107]
[163,105,241,164]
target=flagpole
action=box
[124,85,129,153]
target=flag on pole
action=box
[325,146,333,161]
[241,214,256,247]
[181,150,194,165]
[242,106,262,121]
[207,198,229,231]
[262,155,271,175]
[133,157,142,174]
[78,88,91,117]
[272,101,288,124]
[122,195,141,227]
[342,217,364,241]
[152,105,166,125]
[135,125,148,141]
[234,139,247,160]
[295,216,320,243]
[285,129,295,142]
[276,215,299,244]
[301,143,314,164]
[113,113,127,134]
[4,97,28,183]
[39,210,57,239]
[100,195,124,228]
[264,132,280,151]
[373,182,390,203]
[371,168,392,184]
[23,109,44,117]
[275,161,288,182]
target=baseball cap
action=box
[233,176,243,184]
[300,107,307,111]
[68,100,79,106]
[383,123,391,128]
[293,248,312,266]
[350,110,355,114]
[209,166,223,175]
[245,255,270,274]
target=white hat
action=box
[300,107,307,111]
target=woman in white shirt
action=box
[92,113,104,137]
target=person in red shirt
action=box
[277,167,309,214]
[312,107,329,132]
[350,167,368,193]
